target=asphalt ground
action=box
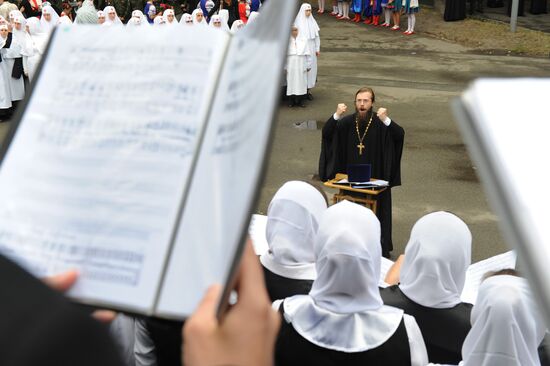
[256,12,550,261]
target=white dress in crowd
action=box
[430,275,547,366]
[0,25,12,110]
[2,17,29,101]
[293,3,319,90]
[25,17,48,81]
[274,201,429,365]
[285,35,311,97]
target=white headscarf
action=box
[283,200,404,352]
[57,14,73,25]
[131,10,148,26]
[191,8,206,25]
[260,181,327,281]
[0,24,8,49]
[293,3,319,40]
[208,14,229,31]
[12,16,34,56]
[163,9,177,25]
[25,17,48,54]
[97,10,105,24]
[126,16,141,26]
[153,15,165,26]
[179,13,193,25]
[399,211,472,309]
[40,6,59,32]
[230,19,244,33]
[247,10,259,24]
[9,10,23,24]
[75,0,98,25]
[103,6,122,25]
[462,275,545,366]
[0,15,7,26]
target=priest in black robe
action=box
[319,87,404,257]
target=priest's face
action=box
[44,12,52,22]
[291,27,298,38]
[355,91,373,119]
[0,27,8,38]
[98,15,105,23]
[108,11,116,20]
[305,7,312,17]
[196,12,203,22]
[167,13,174,22]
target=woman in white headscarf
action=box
[163,8,177,25]
[0,16,27,106]
[259,181,327,302]
[191,8,206,25]
[103,6,122,26]
[97,10,106,24]
[179,12,193,25]
[23,17,47,81]
[455,274,545,366]
[229,18,243,32]
[0,24,13,117]
[247,10,259,24]
[126,16,141,26]
[131,10,149,26]
[380,211,473,365]
[208,14,229,31]
[274,200,428,366]
[293,3,319,100]
[153,15,165,25]
[40,5,59,33]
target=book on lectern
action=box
[451,78,550,325]
[0,0,297,320]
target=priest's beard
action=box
[356,107,373,122]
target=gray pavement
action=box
[257,13,550,262]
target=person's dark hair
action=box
[482,268,520,281]
[303,181,329,206]
[355,87,376,103]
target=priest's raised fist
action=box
[377,108,388,122]
[336,103,347,118]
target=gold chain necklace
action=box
[355,111,373,155]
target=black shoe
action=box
[306,93,313,101]
[288,103,294,108]
[298,102,306,108]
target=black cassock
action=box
[319,112,404,256]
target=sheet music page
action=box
[156,0,297,318]
[249,214,269,256]
[461,251,517,304]
[379,257,395,288]
[0,26,229,313]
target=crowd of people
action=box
[0,0,266,121]
[317,0,419,34]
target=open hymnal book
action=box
[452,78,550,323]
[248,214,515,304]
[0,0,297,320]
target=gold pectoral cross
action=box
[357,143,365,155]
